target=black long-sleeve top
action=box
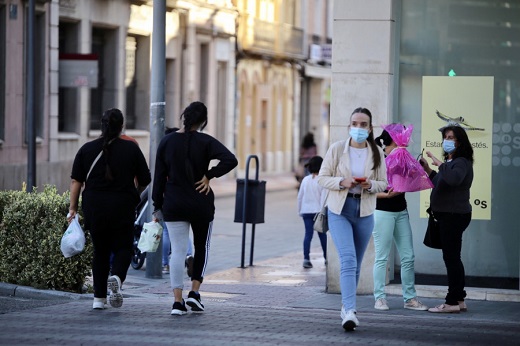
[429,157,473,214]
[71,137,151,229]
[152,131,238,222]
[376,192,407,212]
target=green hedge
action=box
[0,185,93,293]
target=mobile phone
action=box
[416,148,424,161]
[354,177,367,183]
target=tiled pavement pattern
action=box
[1,251,520,345]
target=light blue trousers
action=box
[372,209,417,302]
[328,198,374,312]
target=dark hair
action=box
[305,156,323,174]
[301,132,316,149]
[100,108,124,180]
[350,107,382,170]
[442,126,474,164]
[181,101,208,132]
[374,129,393,148]
[180,102,208,184]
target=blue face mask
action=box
[442,139,456,153]
[350,127,369,143]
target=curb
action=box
[0,282,90,301]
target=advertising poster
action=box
[420,76,494,220]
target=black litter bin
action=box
[234,179,266,224]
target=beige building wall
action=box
[234,0,304,176]
[326,0,397,294]
[1,0,237,193]
[236,60,296,174]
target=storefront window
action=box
[398,0,520,285]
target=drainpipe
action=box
[26,0,36,191]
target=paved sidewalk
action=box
[1,250,520,345]
[1,175,520,344]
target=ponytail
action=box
[100,108,124,181]
[180,102,208,184]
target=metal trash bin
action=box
[234,179,266,224]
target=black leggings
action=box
[435,211,472,305]
[88,215,133,298]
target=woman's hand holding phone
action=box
[353,177,371,190]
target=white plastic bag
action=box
[60,215,86,258]
[137,221,163,253]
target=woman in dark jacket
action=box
[152,101,238,316]
[68,108,151,310]
[420,125,474,313]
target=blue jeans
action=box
[162,223,170,266]
[328,198,374,311]
[372,209,416,302]
[302,214,327,260]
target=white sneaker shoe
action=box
[107,275,123,308]
[404,297,428,311]
[374,298,390,310]
[92,297,107,310]
[340,306,359,331]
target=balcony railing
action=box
[238,14,305,60]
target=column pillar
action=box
[327,0,398,294]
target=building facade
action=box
[233,0,304,174]
[300,0,332,160]
[0,0,237,192]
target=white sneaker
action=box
[107,275,123,308]
[404,297,428,311]
[92,297,107,310]
[374,298,390,310]
[340,306,359,331]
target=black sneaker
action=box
[171,299,187,315]
[186,291,204,311]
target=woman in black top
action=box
[420,125,474,313]
[69,108,151,310]
[152,101,238,316]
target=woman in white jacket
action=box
[318,107,387,331]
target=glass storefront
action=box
[398,0,519,285]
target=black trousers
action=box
[434,211,472,305]
[88,212,134,298]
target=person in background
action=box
[295,132,318,185]
[68,108,151,310]
[152,101,238,316]
[318,107,387,331]
[420,125,474,313]
[300,132,318,171]
[297,156,327,269]
[372,128,428,312]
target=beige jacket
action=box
[317,139,388,217]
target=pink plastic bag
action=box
[383,124,433,192]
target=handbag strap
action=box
[86,151,103,182]
[320,188,330,209]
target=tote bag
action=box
[137,221,163,253]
